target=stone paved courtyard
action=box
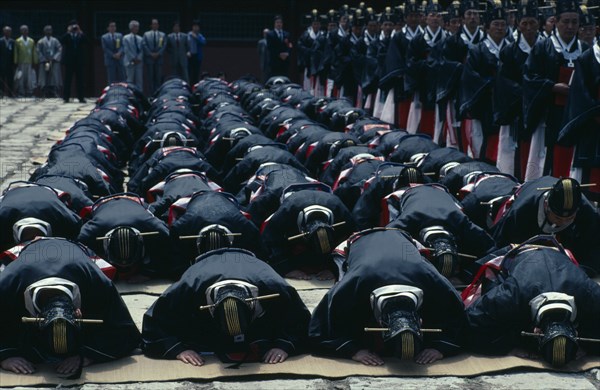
[1,97,599,389]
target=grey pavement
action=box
[1,98,599,389]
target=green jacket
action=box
[14,36,38,65]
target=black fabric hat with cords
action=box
[529,292,579,366]
[393,166,425,190]
[517,0,541,19]
[379,6,396,23]
[485,0,508,25]
[547,178,582,217]
[447,1,462,19]
[578,3,597,26]
[556,0,581,15]
[103,226,144,269]
[38,294,81,357]
[305,9,320,24]
[426,0,443,14]
[405,0,422,14]
[370,285,424,360]
[297,205,335,255]
[212,285,253,339]
[195,224,235,257]
[538,309,579,366]
[461,0,481,14]
[419,226,459,277]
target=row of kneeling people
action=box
[1,75,600,375]
[1,76,599,285]
[1,232,600,376]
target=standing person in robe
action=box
[437,1,486,151]
[494,0,543,179]
[310,228,465,365]
[13,25,36,97]
[335,11,362,105]
[459,0,510,163]
[404,0,447,140]
[142,248,310,366]
[36,25,62,98]
[560,32,600,202]
[0,238,140,376]
[371,6,400,122]
[523,0,587,180]
[297,9,321,92]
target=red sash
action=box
[554,66,574,106]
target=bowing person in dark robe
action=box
[458,1,510,163]
[309,228,465,365]
[522,1,587,180]
[559,39,600,203]
[168,190,264,274]
[490,176,600,276]
[385,183,496,279]
[0,238,140,376]
[0,182,81,251]
[464,240,600,366]
[260,183,356,281]
[494,0,543,178]
[142,248,310,366]
[77,193,172,280]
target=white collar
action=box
[425,26,443,47]
[551,32,582,64]
[517,33,542,54]
[483,36,506,59]
[461,26,482,47]
[364,31,377,45]
[594,43,600,65]
[379,31,391,41]
[350,32,360,43]
[403,25,423,40]
[308,27,318,40]
[338,27,346,38]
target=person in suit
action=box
[187,19,206,85]
[60,20,86,103]
[266,15,292,78]
[167,21,189,83]
[123,20,143,90]
[257,28,270,84]
[13,25,37,97]
[36,25,62,97]
[101,21,125,84]
[0,26,15,96]
[142,18,166,94]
